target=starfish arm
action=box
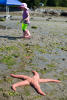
[12,80,30,91]
[32,71,39,78]
[39,79,61,83]
[10,74,29,79]
[33,83,46,96]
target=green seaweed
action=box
[38,56,48,62]
[46,63,56,68]
[34,44,41,50]
[12,53,20,58]
[64,33,67,35]
[60,47,67,51]
[3,91,20,97]
[8,91,19,96]
[34,44,47,54]
[0,55,16,66]
[0,45,19,52]
[3,92,9,98]
[3,77,13,83]
[24,86,30,96]
[0,18,5,21]
[8,66,12,69]
[0,88,3,92]
[49,90,55,96]
[38,48,46,54]
[31,26,38,29]
[0,79,3,83]
[39,69,46,74]
[59,97,67,100]
[32,66,39,70]
[58,74,67,81]
[33,95,42,99]
[39,68,53,74]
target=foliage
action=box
[19,0,67,7]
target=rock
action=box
[46,17,52,21]
[62,58,66,61]
[43,9,60,16]
[61,11,67,16]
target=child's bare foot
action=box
[24,35,31,39]
[21,35,31,39]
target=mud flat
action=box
[0,11,67,100]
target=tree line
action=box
[20,0,67,8]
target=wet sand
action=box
[0,12,67,100]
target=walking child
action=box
[20,3,31,38]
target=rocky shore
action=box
[35,8,67,16]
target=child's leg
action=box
[22,23,31,38]
[24,29,31,37]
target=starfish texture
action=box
[10,71,61,96]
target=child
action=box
[20,3,31,38]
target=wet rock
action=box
[46,17,52,21]
[44,68,47,70]
[49,10,60,16]
[61,11,67,16]
[62,58,66,61]
[43,9,60,16]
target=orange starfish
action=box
[10,71,61,96]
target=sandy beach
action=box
[0,11,67,100]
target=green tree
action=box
[40,0,48,6]
[19,0,67,7]
[60,0,67,7]
[47,0,59,6]
[20,0,41,8]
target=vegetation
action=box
[20,0,67,8]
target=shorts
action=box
[22,23,28,31]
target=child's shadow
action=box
[0,35,22,40]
